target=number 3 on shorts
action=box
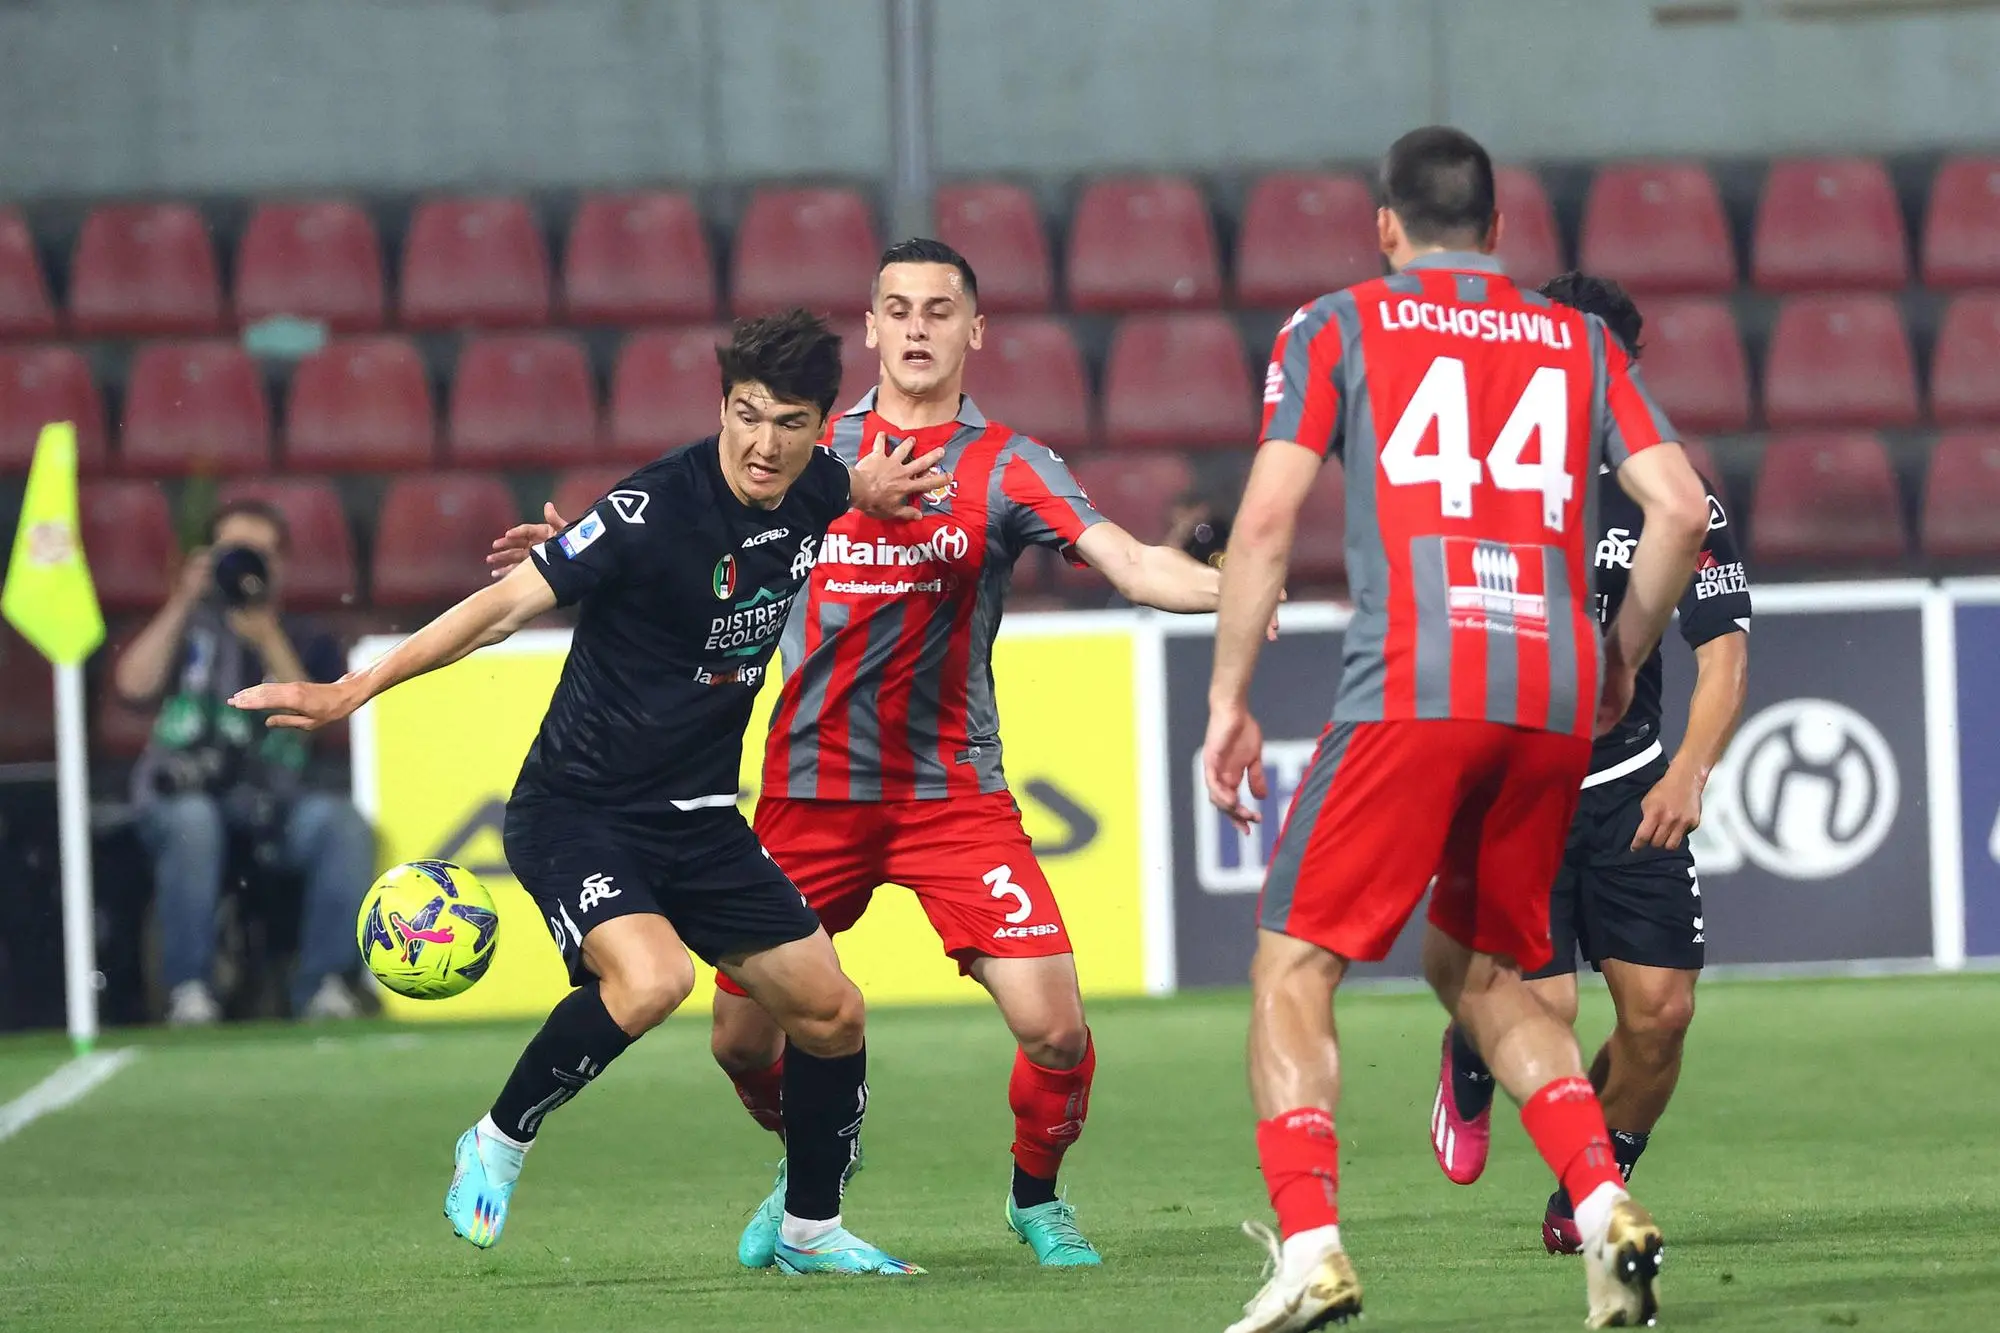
[984,864,1032,924]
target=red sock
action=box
[1009,1035,1095,1180]
[728,1055,786,1136]
[1256,1108,1340,1238]
[1520,1076,1623,1204]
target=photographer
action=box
[114,498,375,1025]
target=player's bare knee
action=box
[1019,1013,1090,1070]
[1623,986,1695,1049]
[710,1006,784,1073]
[603,954,695,1034]
[784,979,866,1058]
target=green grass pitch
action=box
[4,975,1998,1331]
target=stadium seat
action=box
[0,626,54,764]
[1494,167,1563,290]
[1681,437,1729,509]
[1922,431,2000,561]
[447,334,598,468]
[370,474,519,606]
[730,187,880,318]
[0,208,58,338]
[1922,156,2000,289]
[120,341,271,476]
[563,190,717,325]
[934,182,1052,314]
[284,336,436,471]
[78,480,178,612]
[1750,433,1908,566]
[552,466,631,523]
[1053,453,1195,597]
[1929,293,2000,426]
[69,203,226,336]
[1067,176,1223,313]
[235,199,386,332]
[399,195,551,329]
[1579,162,1735,295]
[1234,172,1381,311]
[962,317,1090,451]
[1762,294,1918,429]
[1101,313,1254,451]
[1752,158,1910,292]
[830,320,880,415]
[608,326,728,461]
[214,479,356,611]
[0,347,108,473]
[1636,298,1751,434]
[1290,459,1347,587]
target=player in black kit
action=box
[230,311,944,1274]
[1427,274,1753,1252]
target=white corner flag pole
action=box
[54,660,98,1053]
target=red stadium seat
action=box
[563,191,716,325]
[399,196,551,330]
[1680,437,1729,509]
[235,200,385,332]
[1922,156,2000,289]
[0,626,54,764]
[962,317,1090,451]
[608,326,728,462]
[1762,294,1918,429]
[1053,453,1195,597]
[1291,460,1347,587]
[1752,158,1909,292]
[371,474,519,606]
[1929,293,2000,426]
[1751,433,1908,566]
[214,478,356,611]
[78,480,178,612]
[934,182,1052,314]
[1102,313,1254,451]
[284,336,435,471]
[1923,431,2000,560]
[830,320,880,415]
[70,203,225,336]
[730,187,879,318]
[448,334,598,468]
[551,466,631,524]
[1636,298,1750,434]
[1579,162,1735,295]
[1494,167,1563,290]
[1235,172,1381,310]
[1067,176,1222,313]
[0,347,108,473]
[0,208,57,338]
[121,341,271,476]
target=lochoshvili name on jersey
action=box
[1377,298,1574,352]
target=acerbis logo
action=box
[609,490,650,524]
[742,526,790,548]
[1718,699,1899,879]
[1707,494,1728,531]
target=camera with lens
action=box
[212,545,272,608]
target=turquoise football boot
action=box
[773,1226,924,1276]
[443,1124,522,1249]
[737,1159,787,1269]
[1007,1194,1103,1266]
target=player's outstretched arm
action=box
[1071,523,1221,613]
[849,435,949,520]
[228,560,558,730]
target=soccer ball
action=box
[356,860,500,999]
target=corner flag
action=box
[2,422,104,665]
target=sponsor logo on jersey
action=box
[1594,527,1637,570]
[1446,539,1548,635]
[712,553,737,600]
[742,526,791,548]
[1377,299,1574,351]
[558,511,606,558]
[609,489,650,524]
[1263,360,1285,405]
[819,525,971,569]
[1707,494,1728,530]
[693,663,765,690]
[707,585,801,656]
[1709,699,1899,879]
[790,535,820,580]
[1695,555,1749,600]
[578,872,621,912]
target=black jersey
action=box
[515,437,849,813]
[1588,470,1751,780]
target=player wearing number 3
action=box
[1202,127,1709,1330]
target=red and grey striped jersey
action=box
[1261,252,1675,739]
[761,390,1106,801]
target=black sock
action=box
[1449,1024,1497,1120]
[1011,1162,1059,1210]
[1550,1186,1573,1217]
[783,1041,867,1221]
[488,981,635,1142]
[1612,1129,1650,1182]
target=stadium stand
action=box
[234,200,387,332]
[283,336,436,472]
[69,203,227,336]
[1053,452,1195,595]
[608,326,729,462]
[1579,162,1735,295]
[1922,155,2000,289]
[77,480,178,613]
[563,191,717,326]
[934,182,1053,314]
[1234,172,1382,310]
[369,474,519,606]
[214,478,358,611]
[1636,297,1752,434]
[552,466,629,522]
[399,195,552,329]
[0,626,55,763]
[1761,293,1919,429]
[121,341,271,476]
[0,207,58,339]
[963,317,1091,451]
[1750,432,1908,566]
[0,347,108,472]
[446,333,598,469]
[1930,292,2000,426]
[1068,176,1223,312]
[1922,431,2000,561]
[1101,312,1254,451]
[731,187,880,318]
[1752,157,1910,291]
[1493,166,1563,290]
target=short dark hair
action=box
[1539,271,1644,360]
[207,498,290,552]
[1380,126,1497,248]
[715,309,844,419]
[874,236,979,306]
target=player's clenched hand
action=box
[487,502,567,577]
[850,433,949,520]
[228,676,366,731]
[1634,764,1704,851]
[1202,704,1268,836]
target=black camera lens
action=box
[212,545,271,608]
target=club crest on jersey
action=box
[712,554,737,600]
[924,476,957,506]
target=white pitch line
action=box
[0,1048,138,1144]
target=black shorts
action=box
[504,796,822,986]
[1526,757,1706,979]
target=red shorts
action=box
[713,791,1072,996]
[1259,719,1590,972]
